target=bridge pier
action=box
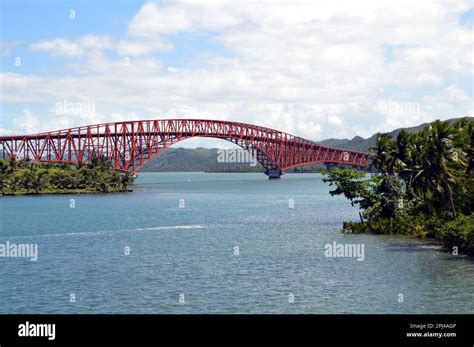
[265,170,282,179]
[324,163,334,171]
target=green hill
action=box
[140,147,264,172]
[140,117,472,173]
[317,117,473,153]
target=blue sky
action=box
[1,0,473,144]
[1,0,230,73]
[1,1,134,74]
[1,0,139,39]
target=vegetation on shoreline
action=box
[0,157,135,195]
[322,118,474,255]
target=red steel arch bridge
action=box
[0,119,368,178]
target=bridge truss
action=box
[0,119,368,178]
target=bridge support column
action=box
[324,163,336,171]
[265,170,282,179]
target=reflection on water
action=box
[0,172,473,313]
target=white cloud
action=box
[421,85,474,120]
[10,109,41,134]
[30,35,114,57]
[30,39,84,57]
[78,35,114,51]
[3,0,473,142]
[117,39,173,57]
[127,1,242,38]
[328,115,344,128]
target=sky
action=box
[0,0,473,148]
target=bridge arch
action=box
[0,119,368,179]
[134,132,281,177]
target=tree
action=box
[21,170,35,193]
[376,174,410,218]
[0,159,9,194]
[8,156,17,171]
[0,155,135,194]
[30,169,48,194]
[421,120,466,219]
[120,172,135,190]
[370,133,396,175]
[322,167,380,210]
[393,130,413,180]
[9,174,22,193]
[453,118,473,174]
[49,168,74,190]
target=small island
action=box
[0,156,135,195]
[322,118,474,255]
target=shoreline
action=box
[0,189,133,196]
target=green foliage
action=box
[370,133,396,175]
[434,214,474,254]
[344,216,430,237]
[0,159,10,193]
[0,157,134,195]
[342,221,367,234]
[322,167,380,209]
[323,118,474,254]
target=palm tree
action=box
[453,118,473,174]
[421,120,466,219]
[409,127,431,198]
[370,133,396,175]
[468,120,474,174]
[393,130,414,180]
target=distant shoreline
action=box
[0,189,133,196]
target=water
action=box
[0,172,473,313]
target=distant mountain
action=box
[140,117,472,172]
[317,117,473,153]
[140,147,264,172]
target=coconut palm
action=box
[370,133,396,175]
[393,129,414,181]
[452,118,473,173]
[409,128,431,198]
[419,120,466,219]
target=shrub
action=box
[436,214,474,254]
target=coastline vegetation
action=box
[322,118,474,255]
[0,156,135,195]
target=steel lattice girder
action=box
[0,119,369,174]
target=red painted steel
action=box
[0,119,368,175]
